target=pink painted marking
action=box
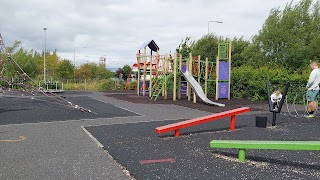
[139,158,176,165]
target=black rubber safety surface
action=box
[85,113,320,180]
[0,95,139,125]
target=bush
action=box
[231,65,309,102]
[63,81,89,90]
[128,81,137,90]
[97,79,115,90]
[62,79,121,91]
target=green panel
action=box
[150,75,164,100]
[218,43,229,60]
[210,140,320,150]
[150,73,174,101]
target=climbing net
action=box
[0,33,93,113]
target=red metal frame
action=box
[155,107,250,137]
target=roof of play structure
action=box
[138,40,159,52]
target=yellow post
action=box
[164,54,168,100]
[186,55,190,101]
[205,57,208,96]
[194,55,201,103]
[155,51,161,98]
[192,54,196,103]
[153,51,159,98]
[173,52,177,101]
[198,55,201,84]
[156,51,159,75]
[149,53,153,98]
[162,55,165,97]
[143,48,147,96]
[215,56,219,100]
[137,53,140,96]
[228,42,232,100]
[178,54,182,100]
[188,53,192,101]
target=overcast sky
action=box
[0,0,299,69]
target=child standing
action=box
[271,89,282,110]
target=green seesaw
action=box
[210,140,320,162]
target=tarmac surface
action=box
[0,90,319,179]
[85,113,320,180]
[0,95,139,125]
[0,90,211,179]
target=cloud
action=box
[0,0,299,68]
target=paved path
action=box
[0,91,211,180]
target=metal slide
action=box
[182,70,225,107]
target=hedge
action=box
[231,65,310,102]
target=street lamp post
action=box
[208,21,223,34]
[43,27,47,82]
[73,50,76,80]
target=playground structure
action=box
[129,40,232,105]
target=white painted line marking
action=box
[81,126,104,148]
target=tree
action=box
[115,68,125,79]
[32,50,45,80]
[12,48,39,79]
[191,34,220,62]
[95,64,113,79]
[56,59,74,80]
[31,49,60,80]
[122,64,131,80]
[242,0,320,71]
[75,62,114,80]
[76,63,93,80]
[45,50,60,79]
[5,40,21,54]
[230,37,250,67]
[176,37,194,59]
[86,62,98,79]
[1,41,28,80]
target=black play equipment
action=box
[256,116,267,128]
[266,80,290,126]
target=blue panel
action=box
[218,82,229,98]
[218,61,229,81]
[182,64,187,73]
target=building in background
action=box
[99,56,106,67]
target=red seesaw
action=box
[155,107,250,137]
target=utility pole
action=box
[43,28,47,82]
